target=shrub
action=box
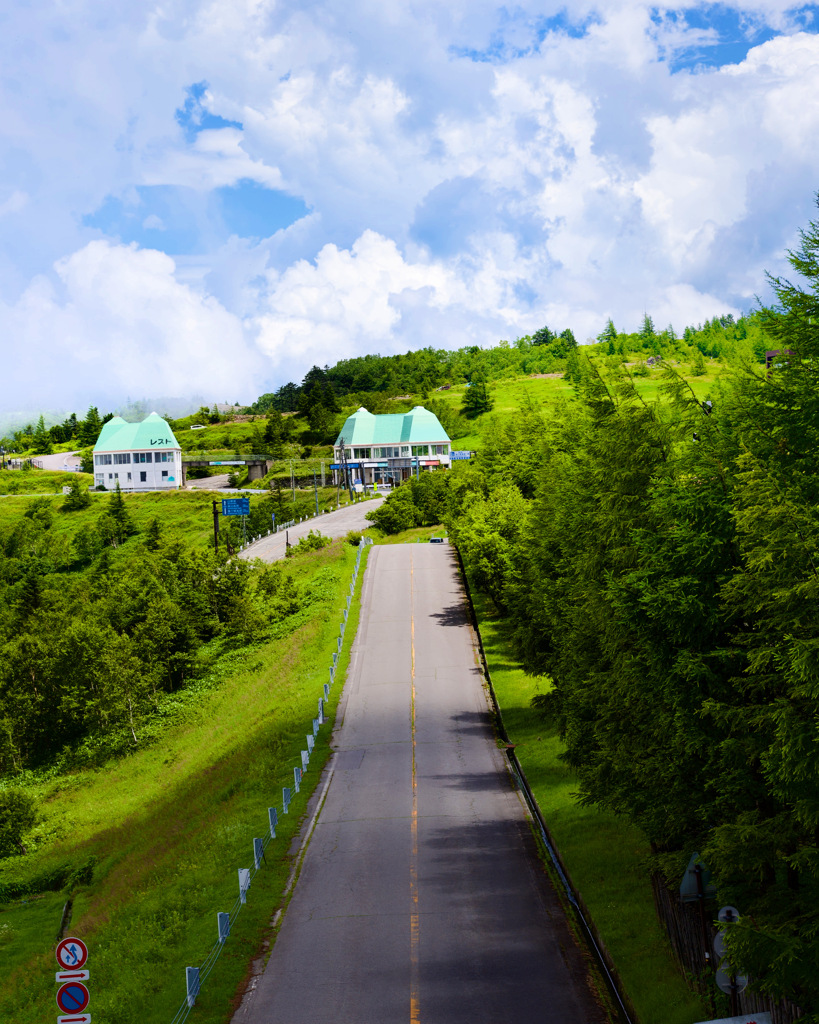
[285,530,332,558]
[365,486,418,534]
[61,476,91,511]
[0,790,36,858]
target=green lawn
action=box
[0,469,94,495]
[470,587,709,1024]
[0,539,369,1024]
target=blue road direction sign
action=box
[222,497,250,516]
[56,981,90,1014]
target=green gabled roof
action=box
[335,406,450,446]
[93,412,180,453]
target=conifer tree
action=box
[31,415,53,455]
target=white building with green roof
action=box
[333,406,452,487]
[92,412,182,491]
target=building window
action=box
[432,444,449,456]
[411,445,428,457]
[140,471,147,482]
[113,453,130,464]
[133,452,153,463]
[108,473,113,480]
[161,470,168,479]
[95,474,104,486]
[127,472,132,481]
[94,453,112,466]
[353,448,371,459]
[401,446,410,455]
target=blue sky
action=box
[0,1,818,411]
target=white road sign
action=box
[56,970,89,983]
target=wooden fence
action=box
[651,873,804,1023]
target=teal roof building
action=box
[93,412,182,491]
[333,406,452,486]
[335,406,450,447]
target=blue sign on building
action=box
[222,497,250,516]
[450,451,472,461]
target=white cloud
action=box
[0,1,817,412]
[0,241,260,409]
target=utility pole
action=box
[339,444,353,502]
[290,460,295,503]
[212,500,220,552]
[313,470,319,515]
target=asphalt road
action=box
[238,497,384,563]
[234,543,607,1024]
[34,450,82,471]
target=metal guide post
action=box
[186,966,200,1007]
[238,868,250,904]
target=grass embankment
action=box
[431,362,724,449]
[469,587,709,1024]
[0,538,369,1024]
[0,489,221,550]
[0,469,93,495]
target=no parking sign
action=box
[56,981,89,1014]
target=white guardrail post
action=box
[169,536,371,1022]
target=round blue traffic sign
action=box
[56,981,90,1013]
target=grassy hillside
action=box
[0,538,367,1024]
[431,355,726,448]
[0,469,94,495]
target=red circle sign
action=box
[56,936,88,969]
[56,981,89,1013]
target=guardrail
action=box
[168,538,373,1022]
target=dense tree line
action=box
[0,490,314,779]
[368,204,819,1011]
[1,406,114,455]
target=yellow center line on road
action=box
[410,554,420,1024]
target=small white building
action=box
[92,412,182,491]
[333,406,452,486]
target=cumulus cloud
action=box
[0,1,817,412]
[0,241,260,410]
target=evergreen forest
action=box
[365,204,819,1014]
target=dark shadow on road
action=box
[429,602,469,628]
[422,771,510,793]
[415,819,610,1024]
[448,709,494,736]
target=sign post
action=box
[56,936,90,1024]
